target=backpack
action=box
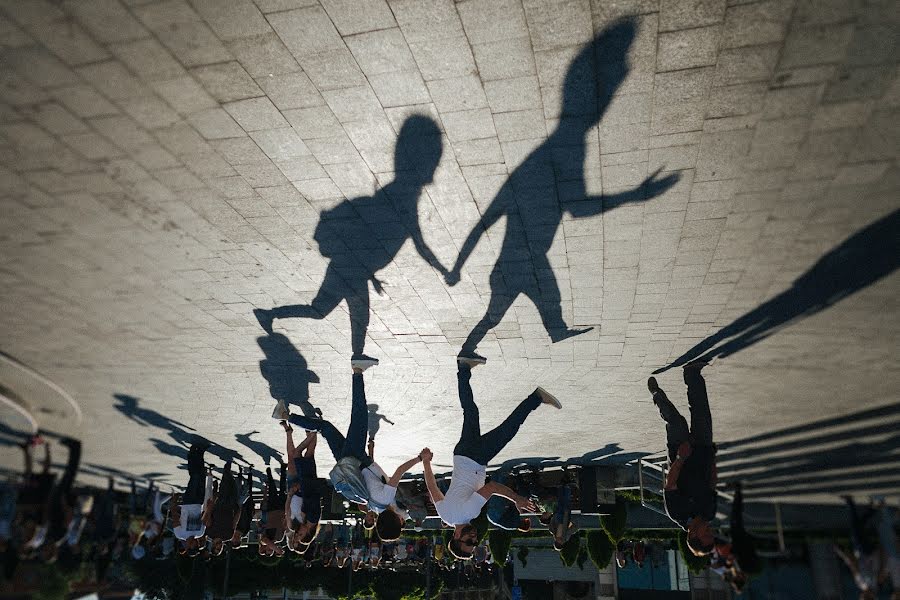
[328,456,369,505]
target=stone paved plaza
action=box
[0,0,898,508]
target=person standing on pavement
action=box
[363,436,423,543]
[205,462,243,556]
[647,360,717,556]
[171,442,213,556]
[280,425,323,550]
[421,357,561,559]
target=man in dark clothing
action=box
[647,361,716,555]
[206,462,242,556]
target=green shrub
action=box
[489,530,513,567]
[586,530,615,570]
[600,496,628,542]
[558,535,582,567]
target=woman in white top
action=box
[362,438,423,542]
[421,357,560,559]
[171,443,214,556]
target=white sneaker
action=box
[457,355,487,369]
[534,387,561,409]
[271,400,290,420]
[350,357,379,371]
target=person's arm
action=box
[388,456,423,487]
[476,482,536,513]
[408,217,450,277]
[419,449,444,503]
[570,169,680,217]
[665,442,692,491]
[448,195,506,283]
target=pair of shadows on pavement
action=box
[716,402,900,500]
[255,19,679,359]
[656,208,900,373]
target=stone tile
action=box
[457,0,529,44]
[321,85,384,123]
[714,44,779,85]
[284,106,344,139]
[522,0,593,52]
[388,0,463,43]
[441,108,497,142]
[484,76,542,113]
[720,0,792,49]
[257,71,324,111]
[472,36,537,82]
[64,0,148,43]
[151,76,218,114]
[26,18,109,66]
[191,0,272,41]
[109,38,185,81]
[134,0,231,67]
[226,33,301,78]
[320,0,396,36]
[267,5,343,58]
[426,76,488,113]
[188,108,245,140]
[119,96,181,129]
[52,85,119,118]
[659,0,726,32]
[223,97,289,131]
[780,24,855,68]
[77,60,149,100]
[657,26,721,72]
[191,62,262,103]
[250,127,311,160]
[368,71,432,108]
[408,36,478,82]
[298,49,367,91]
[345,28,416,76]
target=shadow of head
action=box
[561,17,637,122]
[258,333,320,402]
[112,393,138,411]
[394,115,443,186]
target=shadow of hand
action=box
[445,270,461,286]
[640,168,680,197]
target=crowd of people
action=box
[2,354,896,600]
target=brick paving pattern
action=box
[0,0,897,503]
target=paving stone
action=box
[0,0,896,507]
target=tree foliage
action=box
[586,530,615,570]
[600,496,628,542]
[488,530,513,567]
[558,535,582,567]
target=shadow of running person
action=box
[253,116,449,362]
[654,208,900,374]
[446,18,679,359]
[113,393,195,433]
[234,430,282,466]
[258,332,321,418]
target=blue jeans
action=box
[453,367,541,465]
[289,373,370,465]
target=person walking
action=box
[274,359,421,521]
[280,426,323,550]
[647,360,717,556]
[421,357,560,559]
[205,462,242,556]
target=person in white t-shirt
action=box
[362,437,423,542]
[421,357,561,559]
[171,443,213,556]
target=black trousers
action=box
[183,444,207,504]
[653,369,713,461]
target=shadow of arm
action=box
[567,169,680,218]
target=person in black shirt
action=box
[647,360,716,555]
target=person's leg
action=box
[461,268,517,356]
[285,429,297,476]
[57,439,81,495]
[684,367,713,445]
[346,286,371,358]
[183,445,207,504]
[265,468,278,507]
[22,443,32,476]
[288,415,345,462]
[220,462,238,507]
[265,266,345,327]
[651,387,690,462]
[452,366,482,459]
[341,372,369,460]
[303,432,317,459]
[42,443,51,474]
[475,391,542,465]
